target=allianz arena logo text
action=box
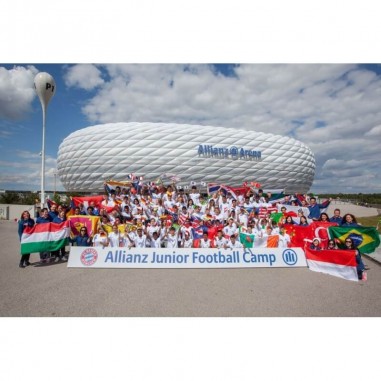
[197,145,262,160]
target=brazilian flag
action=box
[328,226,380,254]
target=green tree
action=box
[0,192,21,204]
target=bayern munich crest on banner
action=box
[80,248,98,266]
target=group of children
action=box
[18,183,367,279]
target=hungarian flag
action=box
[21,221,70,255]
[305,246,358,282]
[68,215,100,237]
[328,226,380,254]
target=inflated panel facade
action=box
[57,122,315,193]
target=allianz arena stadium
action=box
[57,122,315,193]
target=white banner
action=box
[67,247,307,269]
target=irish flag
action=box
[21,222,70,255]
[305,246,358,282]
[253,234,280,248]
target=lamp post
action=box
[54,170,57,195]
[34,72,56,209]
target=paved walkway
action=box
[326,200,379,217]
[1,220,381,317]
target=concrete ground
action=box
[325,200,379,217]
[1,220,381,317]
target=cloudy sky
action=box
[0,63,381,194]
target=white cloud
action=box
[71,64,381,192]
[64,64,104,90]
[60,64,381,193]
[0,150,62,191]
[365,124,381,136]
[0,65,38,119]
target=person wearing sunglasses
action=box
[70,227,92,247]
[344,238,366,280]
[326,239,338,250]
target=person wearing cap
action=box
[224,235,243,249]
[309,238,321,250]
[237,206,249,227]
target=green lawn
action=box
[357,216,381,231]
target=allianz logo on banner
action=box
[197,145,262,160]
[69,247,306,269]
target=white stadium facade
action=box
[57,122,315,193]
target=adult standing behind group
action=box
[298,196,331,221]
[52,210,68,262]
[36,208,52,263]
[18,210,35,268]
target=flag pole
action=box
[34,72,56,209]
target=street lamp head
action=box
[34,72,56,109]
